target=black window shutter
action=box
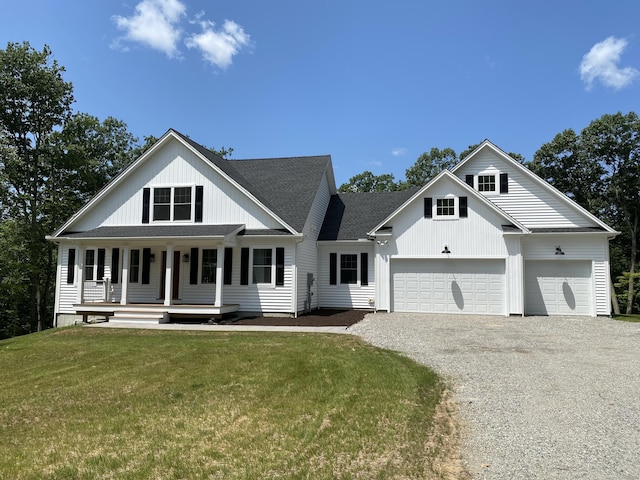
[329,253,337,285]
[240,248,249,285]
[195,185,203,222]
[67,248,75,284]
[465,174,474,187]
[276,247,285,286]
[500,173,509,193]
[142,188,150,223]
[424,198,433,218]
[224,247,233,285]
[111,248,120,284]
[459,196,468,218]
[190,248,199,285]
[360,252,368,286]
[142,248,151,284]
[97,248,106,280]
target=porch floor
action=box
[73,302,240,323]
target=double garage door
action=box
[524,260,592,316]
[392,259,505,314]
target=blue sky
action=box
[2,1,639,186]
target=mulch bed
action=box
[231,309,370,327]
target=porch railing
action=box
[83,278,112,302]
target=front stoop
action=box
[110,309,169,324]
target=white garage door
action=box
[525,261,592,316]
[391,259,505,314]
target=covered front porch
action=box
[73,302,240,324]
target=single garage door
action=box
[391,259,505,314]
[524,260,592,315]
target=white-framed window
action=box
[340,254,358,284]
[130,249,140,283]
[436,198,455,216]
[153,186,193,221]
[478,175,496,192]
[85,249,95,281]
[201,249,217,284]
[252,248,273,284]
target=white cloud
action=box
[186,19,251,69]
[391,148,407,157]
[580,36,639,90]
[112,0,186,58]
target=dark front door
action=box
[160,250,180,300]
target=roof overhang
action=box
[48,224,246,242]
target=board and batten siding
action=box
[317,244,375,309]
[523,234,611,316]
[456,148,596,229]
[70,141,283,232]
[504,236,524,315]
[390,180,509,258]
[296,170,332,312]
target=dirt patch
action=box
[231,309,369,327]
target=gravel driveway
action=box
[349,313,640,480]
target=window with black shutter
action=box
[111,248,120,284]
[142,248,151,284]
[424,197,433,218]
[195,185,203,222]
[224,247,233,285]
[142,188,150,223]
[465,174,474,187]
[459,196,468,218]
[240,248,249,285]
[360,252,368,286]
[329,253,337,285]
[500,173,509,193]
[276,247,285,286]
[67,248,75,284]
[190,248,199,285]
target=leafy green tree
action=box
[404,147,457,187]
[582,112,640,314]
[0,42,74,332]
[338,171,398,193]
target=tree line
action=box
[1,41,638,338]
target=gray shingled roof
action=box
[61,225,244,239]
[172,129,331,232]
[318,189,419,241]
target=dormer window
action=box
[478,175,496,192]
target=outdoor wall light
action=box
[555,246,565,255]
[182,253,190,262]
[149,254,155,262]
[441,245,451,254]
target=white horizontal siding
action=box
[594,260,610,315]
[58,245,78,313]
[70,140,282,232]
[318,244,375,310]
[456,148,596,229]
[505,236,524,315]
[296,171,332,312]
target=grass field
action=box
[0,327,465,479]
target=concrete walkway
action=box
[85,321,351,334]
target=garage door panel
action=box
[525,261,592,316]
[392,259,505,314]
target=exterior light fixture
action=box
[555,246,564,255]
[442,245,451,254]
[149,254,155,262]
[182,253,190,262]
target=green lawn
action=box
[614,314,640,322]
[0,327,463,479]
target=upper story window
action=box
[153,187,192,221]
[436,198,455,216]
[478,175,496,192]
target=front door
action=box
[159,250,181,300]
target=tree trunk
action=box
[626,216,638,314]
[610,277,620,315]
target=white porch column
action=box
[164,244,174,306]
[77,245,85,303]
[120,247,129,305]
[215,246,224,307]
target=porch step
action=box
[110,310,168,324]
